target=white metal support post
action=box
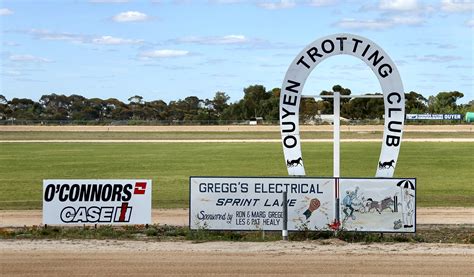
[333,92,340,178]
[333,92,341,225]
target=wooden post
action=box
[282,191,288,241]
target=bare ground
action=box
[1,209,473,276]
[1,125,472,132]
[2,125,472,142]
[2,138,474,143]
[1,239,473,276]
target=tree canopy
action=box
[0,87,471,122]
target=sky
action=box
[1,0,473,104]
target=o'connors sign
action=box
[280,33,405,177]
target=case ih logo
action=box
[43,180,151,225]
[60,204,133,223]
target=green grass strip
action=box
[1,224,472,244]
[0,142,472,209]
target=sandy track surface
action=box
[1,239,473,276]
[1,125,472,132]
[2,209,473,276]
[1,208,473,227]
[2,138,474,143]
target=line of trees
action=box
[0,85,472,122]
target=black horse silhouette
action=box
[287,157,303,167]
[379,159,395,169]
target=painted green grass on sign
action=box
[0,142,472,209]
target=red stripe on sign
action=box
[134,182,147,194]
[119,202,128,222]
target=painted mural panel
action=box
[339,178,416,232]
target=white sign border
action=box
[189,176,416,233]
[42,179,152,225]
[188,176,336,231]
[338,177,416,233]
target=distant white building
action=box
[249,117,263,125]
[306,114,349,124]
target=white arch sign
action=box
[280,33,405,177]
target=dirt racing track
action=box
[1,208,474,276]
[1,124,473,132]
[2,239,473,276]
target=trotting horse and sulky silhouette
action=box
[287,157,303,167]
[378,159,395,169]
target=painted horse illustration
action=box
[378,159,395,169]
[366,197,395,214]
[286,157,303,167]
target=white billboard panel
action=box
[43,179,152,225]
[190,177,335,231]
[339,178,415,232]
[406,114,462,120]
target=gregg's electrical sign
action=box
[43,179,151,225]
